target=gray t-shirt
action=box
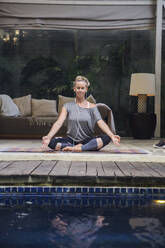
[64,102,102,142]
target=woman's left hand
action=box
[111,135,120,146]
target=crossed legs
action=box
[48,135,111,152]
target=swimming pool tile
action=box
[89,188,94,193]
[95,188,100,193]
[107,188,113,194]
[147,188,152,194]
[5,187,10,193]
[102,188,107,193]
[11,187,17,193]
[43,187,50,193]
[18,187,24,193]
[82,188,88,193]
[50,187,56,193]
[160,188,165,194]
[134,188,139,194]
[76,188,81,193]
[140,188,146,194]
[37,187,43,193]
[24,187,30,193]
[57,187,62,193]
[63,187,69,193]
[121,188,126,194]
[115,188,120,194]
[0,188,4,193]
[127,188,133,194]
[31,187,37,193]
[0,186,165,198]
[153,188,159,194]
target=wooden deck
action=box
[0,160,165,186]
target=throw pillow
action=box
[0,94,20,117]
[58,94,96,114]
[13,94,32,116]
[58,95,74,114]
[86,94,96,104]
[32,98,58,117]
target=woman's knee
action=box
[48,138,61,149]
[100,134,111,146]
[96,137,103,150]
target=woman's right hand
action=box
[41,135,51,149]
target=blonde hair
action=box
[73,75,90,87]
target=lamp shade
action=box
[129,73,155,96]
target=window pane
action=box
[0,29,155,136]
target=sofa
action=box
[0,94,116,139]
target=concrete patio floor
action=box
[0,138,165,162]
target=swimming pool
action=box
[0,194,165,248]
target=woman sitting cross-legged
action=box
[42,75,120,152]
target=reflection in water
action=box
[49,214,108,248]
[0,197,165,247]
[129,218,165,248]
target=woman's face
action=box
[73,80,88,98]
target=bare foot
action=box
[63,144,82,152]
[62,146,73,152]
[55,143,61,151]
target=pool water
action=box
[0,196,165,248]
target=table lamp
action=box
[129,73,155,112]
[129,73,156,139]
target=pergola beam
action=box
[0,0,157,6]
[155,0,163,137]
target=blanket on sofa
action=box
[0,94,20,117]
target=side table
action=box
[129,113,156,139]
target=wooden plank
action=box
[68,161,86,177]
[0,161,41,175]
[115,162,137,177]
[130,162,161,177]
[50,160,71,176]
[0,161,12,171]
[145,162,165,177]
[31,161,57,175]
[102,161,125,177]
[86,161,104,176]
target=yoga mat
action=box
[0,147,150,154]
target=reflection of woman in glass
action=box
[42,75,120,152]
[49,213,108,248]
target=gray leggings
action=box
[48,134,111,151]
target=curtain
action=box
[0,1,156,30]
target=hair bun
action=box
[74,75,90,87]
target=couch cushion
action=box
[13,94,31,116]
[86,94,96,104]
[0,94,20,117]
[32,98,58,117]
[58,94,96,114]
[58,95,74,114]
